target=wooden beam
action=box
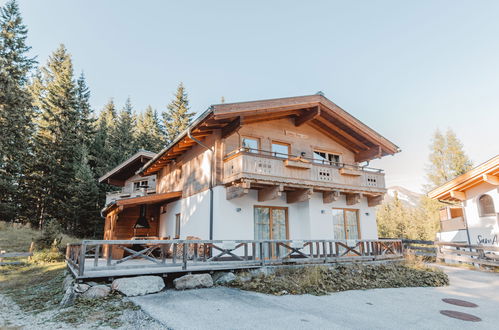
[483,174,499,186]
[106,178,125,186]
[258,185,284,202]
[367,195,384,207]
[346,193,361,205]
[450,190,466,201]
[294,107,320,127]
[315,112,370,150]
[226,181,251,200]
[286,188,313,204]
[307,120,361,153]
[355,146,382,163]
[221,116,240,139]
[323,190,340,204]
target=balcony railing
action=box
[105,187,156,204]
[440,217,467,232]
[223,148,386,191]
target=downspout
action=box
[187,129,215,240]
[461,201,472,246]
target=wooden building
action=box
[100,94,400,250]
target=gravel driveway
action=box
[131,266,499,329]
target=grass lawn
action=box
[0,222,147,328]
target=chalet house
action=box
[428,155,499,246]
[100,94,400,248]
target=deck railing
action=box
[66,239,403,278]
[223,148,386,190]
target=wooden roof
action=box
[428,155,499,202]
[99,150,156,186]
[139,94,400,176]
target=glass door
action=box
[254,206,288,258]
[333,208,360,254]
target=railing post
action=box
[65,243,70,261]
[182,242,187,270]
[93,244,100,267]
[106,244,112,266]
[78,243,86,277]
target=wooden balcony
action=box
[440,217,467,232]
[105,187,156,205]
[223,148,386,193]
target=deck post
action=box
[106,245,112,266]
[182,243,187,270]
[93,244,100,267]
[78,243,86,277]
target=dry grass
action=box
[229,262,449,296]
[0,221,81,253]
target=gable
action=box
[139,94,400,176]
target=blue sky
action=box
[15,0,499,192]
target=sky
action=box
[14,0,499,193]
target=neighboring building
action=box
[101,94,400,246]
[428,155,499,246]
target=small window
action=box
[175,213,181,238]
[271,141,290,158]
[241,137,259,153]
[133,180,149,191]
[478,194,495,217]
[313,151,341,166]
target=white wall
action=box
[461,182,498,245]
[159,186,379,241]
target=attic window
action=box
[478,194,495,217]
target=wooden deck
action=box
[66,239,403,280]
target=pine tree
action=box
[0,0,36,221]
[377,192,415,239]
[162,82,194,144]
[92,99,117,175]
[135,105,164,153]
[110,97,136,164]
[29,44,80,230]
[75,72,95,148]
[71,145,100,237]
[425,129,473,189]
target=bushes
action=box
[30,248,65,264]
[35,219,63,250]
[229,263,449,296]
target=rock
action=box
[82,285,111,299]
[249,267,275,277]
[174,274,213,290]
[111,276,165,297]
[60,287,76,307]
[74,283,90,293]
[86,281,99,287]
[213,272,236,285]
[62,275,74,292]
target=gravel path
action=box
[132,266,499,329]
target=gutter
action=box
[187,129,215,240]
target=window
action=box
[332,208,360,240]
[175,213,181,238]
[478,194,495,217]
[241,136,259,153]
[271,141,290,158]
[313,151,341,166]
[133,180,149,191]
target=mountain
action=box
[385,186,423,208]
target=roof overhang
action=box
[99,150,156,186]
[428,155,499,202]
[138,94,400,176]
[103,191,182,215]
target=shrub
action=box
[229,263,449,295]
[35,219,63,250]
[30,248,65,264]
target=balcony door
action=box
[254,206,288,258]
[332,208,360,240]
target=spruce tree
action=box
[162,82,194,144]
[29,44,80,229]
[135,105,164,153]
[0,0,36,221]
[75,72,95,149]
[92,99,117,176]
[110,97,136,164]
[425,129,473,189]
